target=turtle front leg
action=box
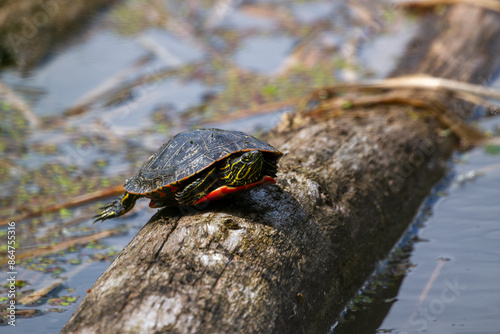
[93,192,139,223]
[175,167,219,205]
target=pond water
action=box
[0,1,499,333]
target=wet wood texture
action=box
[62,5,500,334]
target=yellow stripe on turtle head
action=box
[121,193,131,205]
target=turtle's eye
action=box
[241,153,253,162]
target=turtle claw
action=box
[93,192,139,223]
[93,211,114,224]
[93,199,122,223]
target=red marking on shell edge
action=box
[166,184,178,192]
[194,176,276,205]
[149,200,159,208]
[154,190,166,197]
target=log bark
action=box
[62,5,500,334]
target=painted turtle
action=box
[94,128,283,222]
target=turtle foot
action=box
[93,198,123,223]
[93,192,139,223]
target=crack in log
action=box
[146,216,181,273]
[197,252,234,330]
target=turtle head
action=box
[221,150,264,187]
[93,192,138,223]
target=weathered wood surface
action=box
[62,5,500,334]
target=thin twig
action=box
[63,65,188,119]
[0,184,124,226]
[398,0,500,13]
[19,261,93,305]
[136,35,182,66]
[415,259,447,310]
[64,54,154,116]
[0,229,122,266]
[19,280,65,305]
[301,74,500,145]
[367,74,500,100]
[239,3,297,28]
[205,97,303,125]
[0,80,41,128]
[306,74,500,100]
[0,309,38,317]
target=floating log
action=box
[62,4,500,334]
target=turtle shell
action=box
[124,128,282,195]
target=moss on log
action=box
[62,4,500,334]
